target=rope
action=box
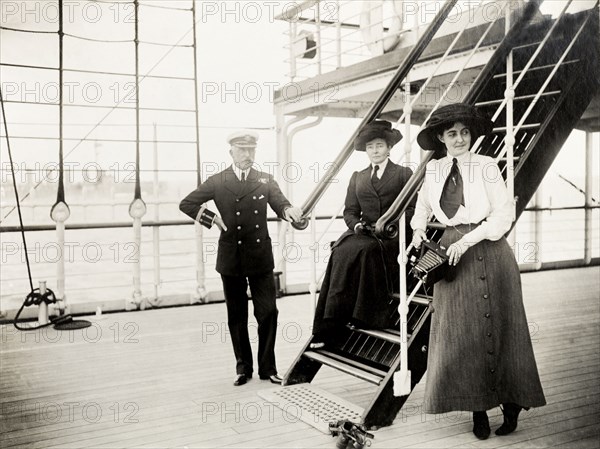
[0,26,56,34]
[0,86,61,330]
[64,32,133,43]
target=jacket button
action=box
[254,210,258,214]
[237,226,242,230]
[487,332,492,337]
[237,241,242,245]
[484,313,490,318]
[256,224,260,228]
[478,256,483,261]
[490,368,496,373]
[236,211,241,216]
[256,239,261,243]
[253,196,257,200]
[480,275,486,280]
[483,294,489,299]
[487,349,494,355]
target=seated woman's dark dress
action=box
[312,159,413,341]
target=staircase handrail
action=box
[292,0,460,231]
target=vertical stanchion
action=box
[584,132,594,265]
[393,213,411,396]
[335,0,342,68]
[309,210,318,311]
[50,0,69,315]
[504,3,517,249]
[152,124,161,301]
[128,0,147,310]
[191,1,207,303]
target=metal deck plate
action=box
[257,383,364,434]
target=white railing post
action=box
[403,79,412,166]
[584,131,594,265]
[309,210,318,311]
[532,186,543,270]
[393,212,411,396]
[152,124,161,303]
[335,0,342,68]
[50,202,70,314]
[505,1,517,249]
[315,0,322,74]
[128,198,146,310]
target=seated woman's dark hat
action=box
[354,120,402,151]
[417,103,494,151]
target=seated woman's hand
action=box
[411,229,427,249]
[354,223,365,235]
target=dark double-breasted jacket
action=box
[180,167,292,276]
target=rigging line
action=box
[139,2,192,11]
[0,26,56,34]
[138,40,194,47]
[0,135,200,144]
[87,0,133,5]
[0,62,194,80]
[556,173,599,205]
[3,3,204,220]
[63,32,133,43]
[2,122,274,129]
[0,122,275,130]
[88,0,133,3]
[0,87,34,291]
[2,100,196,112]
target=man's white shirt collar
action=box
[232,165,250,180]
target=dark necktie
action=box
[241,172,246,182]
[371,165,380,186]
[439,158,465,219]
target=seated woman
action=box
[311,120,414,347]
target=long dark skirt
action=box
[312,232,399,340]
[423,226,546,413]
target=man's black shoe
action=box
[260,374,282,384]
[233,374,251,386]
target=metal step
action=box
[493,123,541,132]
[303,350,386,385]
[390,293,431,306]
[476,90,562,107]
[349,327,405,345]
[493,59,579,79]
[257,384,364,434]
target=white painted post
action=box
[50,201,70,314]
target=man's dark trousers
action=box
[221,271,278,377]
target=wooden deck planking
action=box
[0,266,598,448]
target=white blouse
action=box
[410,151,514,246]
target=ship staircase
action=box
[261,0,600,431]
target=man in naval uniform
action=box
[180,130,303,386]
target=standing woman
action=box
[411,104,545,439]
[312,120,414,346]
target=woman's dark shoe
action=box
[472,411,490,440]
[496,403,527,436]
